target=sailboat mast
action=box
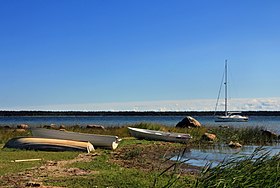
[225,60,228,116]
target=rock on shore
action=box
[176,116,201,128]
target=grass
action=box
[44,169,191,188]
[66,125,130,138]
[195,147,280,187]
[0,128,31,144]
[19,122,278,146]
[208,126,278,145]
[45,149,194,188]
[1,139,279,187]
[0,148,79,176]
[0,123,279,187]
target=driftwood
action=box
[11,158,42,162]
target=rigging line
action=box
[214,70,225,116]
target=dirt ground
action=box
[111,142,200,174]
[0,153,98,188]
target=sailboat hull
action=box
[215,115,248,122]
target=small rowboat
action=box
[128,127,192,143]
[31,128,121,150]
[4,137,94,153]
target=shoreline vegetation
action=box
[1,110,280,116]
[1,123,280,187]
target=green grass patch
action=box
[119,137,162,147]
[44,169,192,188]
[66,125,130,138]
[0,128,31,144]
[0,148,79,176]
[208,126,277,145]
[45,151,194,188]
[132,122,163,130]
[70,153,118,171]
[122,147,143,160]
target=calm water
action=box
[0,116,280,133]
[173,144,280,168]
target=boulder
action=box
[201,133,217,141]
[14,128,26,132]
[86,124,105,130]
[17,124,29,129]
[261,129,278,139]
[228,141,242,148]
[43,124,57,129]
[176,116,201,128]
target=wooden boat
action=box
[128,127,192,143]
[31,128,121,150]
[4,137,94,153]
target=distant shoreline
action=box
[1,111,280,116]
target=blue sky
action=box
[0,0,280,111]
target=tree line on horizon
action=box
[0,111,280,116]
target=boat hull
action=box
[215,115,248,122]
[128,127,192,143]
[4,137,94,153]
[31,128,120,150]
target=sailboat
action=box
[214,60,248,122]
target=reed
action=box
[64,125,130,138]
[152,146,280,187]
[1,123,278,146]
[195,147,280,187]
[0,127,31,144]
[208,126,278,145]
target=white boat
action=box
[4,137,94,153]
[214,60,248,122]
[215,112,248,122]
[31,128,121,150]
[128,127,192,143]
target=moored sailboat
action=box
[214,60,248,122]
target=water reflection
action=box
[172,144,280,168]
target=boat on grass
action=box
[128,127,192,143]
[214,60,248,122]
[4,137,94,153]
[31,128,121,150]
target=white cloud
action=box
[3,97,280,111]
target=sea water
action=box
[172,144,280,168]
[0,115,280,133]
